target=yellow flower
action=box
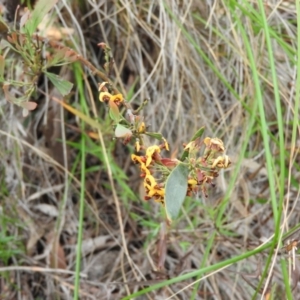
[212,155,231,168]
[153,188,165,204]
[138,122,146,133]
[99,92,124,106]
[162,137,169,151]
[144,182,165,199]
[145,145,160,166]
[154,187,165,197]
[140,163,150,176]
[131,154,145,165]
[135,140,141,152]
[110,94,124,106]
[99,91,112,103]
[145,173,157,187]
[188,178,198,187]
[203,137,225,152]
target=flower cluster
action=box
[132,139,173,204]
[184,137,231,197]
[97,81,231,206]
[132,136,231,204]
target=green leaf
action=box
[115,124,132,138]
[165,163,189,222]
[145,132,163,140]
[109,101,120,122]
[45,72,73,96]
[190,126,205,142]
[180,126,205,161]
[22,0,58,36]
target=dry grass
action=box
[0,0,299,299]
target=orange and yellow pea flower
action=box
[145,145,161,167]
[99,91,112,103]
[141,168,165,203]
[144,173,157,188]
[131,154,146,165]
[135,140,141,152]
[138,122,146,133]
[211,155,231,168]
[153,189,165,203]
[110,94,124,106]
[188,178,198,188]
[140,163,151,177]
[131,140,171,204]
[162,137,169,151]
[187,178,199,195]
[144,182,165,203]
[203,137,225,152]
[99,92,124,106]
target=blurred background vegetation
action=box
[0,0,299,299]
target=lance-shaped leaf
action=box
[165,162,189,222]
[145,132,163,140]
[180,126,205,161]
[45,72,73,96]
[109,100,120,122]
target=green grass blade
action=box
[73,63,87,300]
[257,0,285,224]
[122,239,273,300]
[252,0,287,296]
